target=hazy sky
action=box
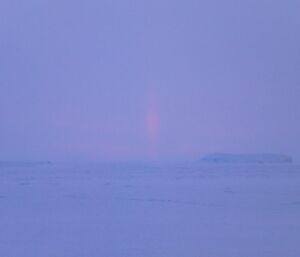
[1,0,299,161]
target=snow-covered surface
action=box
[201,153,293,164]
[0,162,300,257]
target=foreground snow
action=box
[0,162,299,257]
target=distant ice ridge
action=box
[0,161,52,168]
[201,153,292,164]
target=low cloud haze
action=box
[0,0,299,161]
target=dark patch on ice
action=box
[65,193,87,199]
[115,197,220,207]
[280,201,300,208]
[223,188,235,194]
[15,177,36,185]
[19,182,32,186]
[123,184,136,188]
[289,201,300,206]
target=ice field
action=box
[0,161,299,257]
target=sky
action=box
[0,0,299,161]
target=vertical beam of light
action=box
[146,92,159,146]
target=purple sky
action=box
[0,0,300,161]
